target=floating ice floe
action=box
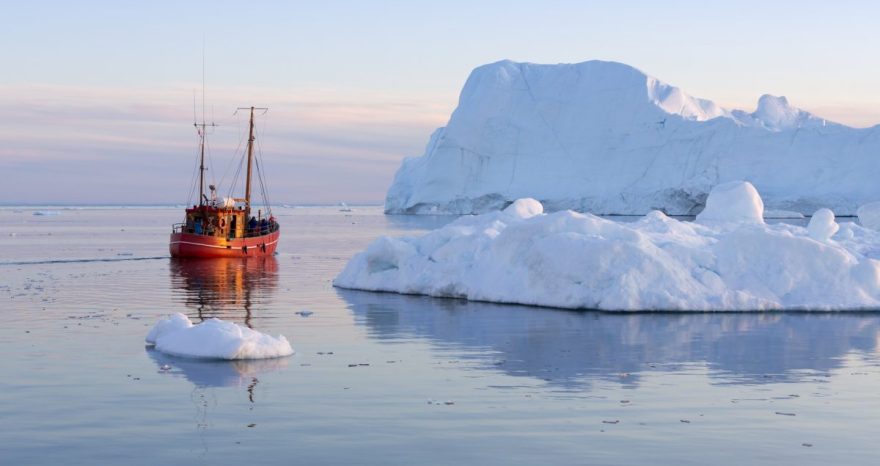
[145,313,294,359]
[337,181,880,311]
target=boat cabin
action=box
[177,204,277,239]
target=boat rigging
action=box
[170,106,280,258]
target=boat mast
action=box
[194,120,216,206]
[197,123,206,205]
[194,53,214,207]
[238,106,267,215]
[244,106,255,213]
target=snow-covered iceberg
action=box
[145,313,294,360]
[386,60,880,215]
[339,182,880,311]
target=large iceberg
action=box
[386,60,880,215]
[337,182,880,311]
[145,313,294,360]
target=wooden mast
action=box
[197,123,206,205]
[194,120,216,206]
[244,106,255,213]
[238,106,267,215]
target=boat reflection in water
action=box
[157,257,284,412]
[337,289,880,389]
[168,256,279,327]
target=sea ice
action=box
[145,313,294,359]
[337,181,880,311]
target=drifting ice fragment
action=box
[145,313,293,360]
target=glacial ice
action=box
[385,60,880,216]
[857,202,880,231]
[145,313,294,360]
[338,182,880,311]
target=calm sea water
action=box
[1,206,878,465]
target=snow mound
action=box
[145,313,294,360]
[504,198,543,219]
[341,183,880,311]
[696,181,764,225]
[386,60,880,216]
[808,208,839,241]
[857,202,880,230]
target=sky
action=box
[2,0,879,205]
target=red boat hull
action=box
[170,230,280,258]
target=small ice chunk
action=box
[696,181,764,225]
[857,201,880,230]
[503,198,544,219]
[807,208,838,241]
[145,313,293,360]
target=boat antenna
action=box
[195,44,216,206]
[234,107,268,215]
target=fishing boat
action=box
[170,106,280,258]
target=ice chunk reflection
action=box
[147,348,288,389]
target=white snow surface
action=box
[386,60,880,216]
[340,182,880,311]
[145,313,294,360]
[808,208,839,242]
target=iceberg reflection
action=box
[338,289,880,388]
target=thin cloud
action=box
[0,83,450,204]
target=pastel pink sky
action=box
[2,1,878,204]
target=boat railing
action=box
[244,222,280,238]
[174,221,279,237]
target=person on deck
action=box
[247,216,257,236]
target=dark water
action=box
[1,206,879,465]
